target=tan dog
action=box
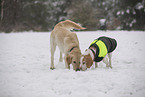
[80,36,117,71]
[50,20,86,71]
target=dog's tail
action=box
[55,20,86,30]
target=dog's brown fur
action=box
[50,20,86,71]
[83,54,93,68]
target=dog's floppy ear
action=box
[66,54,73,65]
[84,54,93,68]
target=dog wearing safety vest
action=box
[50,20,86,71]
[80,36,117,71]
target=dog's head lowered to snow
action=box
[66,48,82,71]
[80,49,94,71]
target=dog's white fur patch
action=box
[84,49,94,60]
[80,56,87,70]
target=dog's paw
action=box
[106,65,113,69]
[50,67,55,70]
[109,65,113,69]
[106,65,109,68]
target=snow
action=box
[0,31,145,97]
[129,24,133,27]
[133,10,136,15]
[117,11,124,15]
[129,19,137,27]
[126,9,130,14]
[116,11,120,16]
[100,19,106,25]
[135,3,144,10]
[102,2,105,6]
[121,11,124,15]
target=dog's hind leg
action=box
[59,52,63,62]
[50,35,56,70]
[108,53,112,68]
[103,55,109,68]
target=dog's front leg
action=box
[50,50,56,70]
[50,38,56,70]
[50,50,55,70]
[95,62,98,68]
[64,55,71,69]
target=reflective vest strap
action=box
[90,40,98,46]
[96,40,107,57]
[90,40,108,57]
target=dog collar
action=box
[69,47,77,52]
[89,48,95,57]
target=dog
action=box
[80,36,117,71]
[50,20,86,71]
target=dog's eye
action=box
[73,61,76,63]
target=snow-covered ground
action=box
[0,31,145,97]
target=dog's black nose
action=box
[76,68,80,71]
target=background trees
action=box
[116,0,145,30]
[0,0,144,32]
[0,0,22,32]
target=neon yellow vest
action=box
[90,40,108,57]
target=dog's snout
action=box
[76,68,80,71]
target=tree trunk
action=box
[1,0,4,20]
